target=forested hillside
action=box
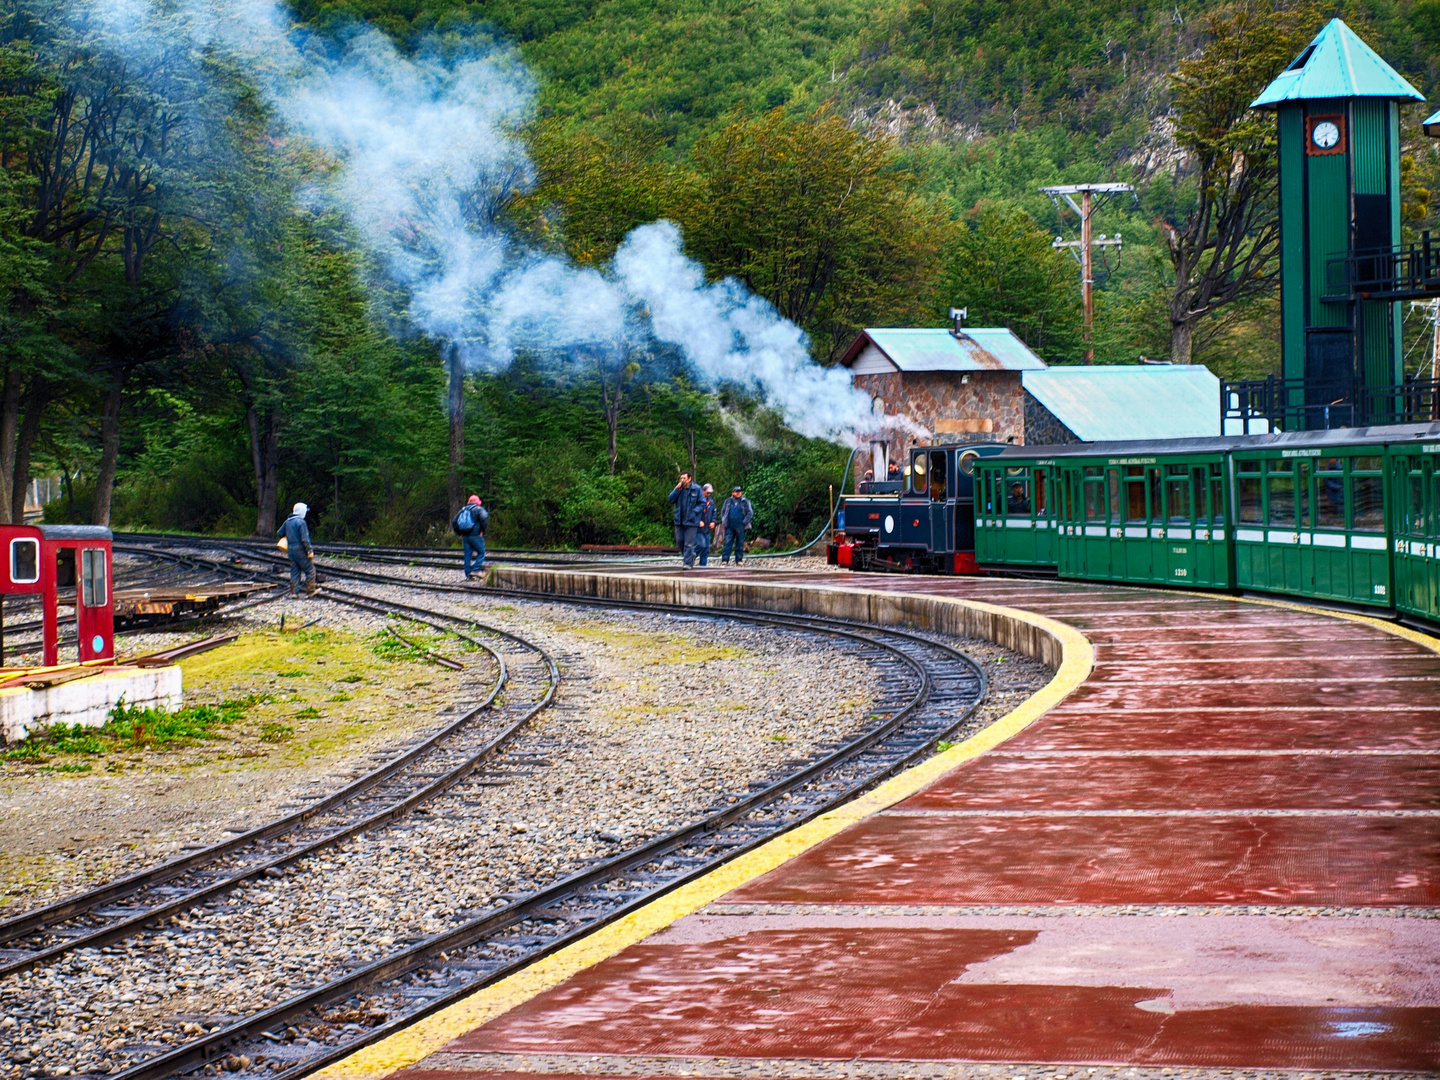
[11,0,1440,545]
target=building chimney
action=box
[948,307,967,338]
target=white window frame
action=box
[10,537,39,584]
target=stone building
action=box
[838,327,1045,473]
[839,326,1224,482]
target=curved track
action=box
[3,542,988,1080]
[0,561,559,979]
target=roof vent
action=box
[1286,44,1316,71]
[948,306,967,338]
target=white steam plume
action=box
[89,0,896,442]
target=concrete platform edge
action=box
[307,569,1093,1080]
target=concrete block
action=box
[1,665,183,744]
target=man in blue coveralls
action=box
[278,502,316,597]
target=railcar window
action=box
[1146,468,1162,523]
[1210,463,1225,524]
[1084,474,1106,522]
[1316,473,1345,528]
[910,453,926,495]
[1237,476,1262,523]
[929,451,948,502]
[1351,474,1384,531]
[1267,469,1296,527]
[1354,456,1381,473]
[1166,475,1191,522]
[1191,468,1209,522]
[1408,472,1426,536]
[81,548,107,607]
[1005,466,1029,514]
[1297,462,1311,526]
[1108,469,1121,520]
[10,538,37,584]
[1123,466,1145,523]
[1034,469,1048,516]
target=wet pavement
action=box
[388,573,1440,1077]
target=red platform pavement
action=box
[385,575,1440,1078]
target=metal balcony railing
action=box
[1222,374,1440,432]
[1323,231,1440,302]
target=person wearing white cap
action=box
[696,483,717,566]
[277,502,316,597]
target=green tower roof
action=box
[1250,18,1422,108]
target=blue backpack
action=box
[453,505,476,535]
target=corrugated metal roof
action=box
[1022,365,1220,442]
[843,328,1046,372]
[1251,19,1422,107]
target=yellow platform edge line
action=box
[309,592,1093,1080]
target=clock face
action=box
[1312,120,1341,149]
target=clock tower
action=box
[1251,19,1423,426]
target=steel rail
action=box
[89,540,984,1080]
[0,558,558,977]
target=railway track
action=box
[4,542,988,1080]
[0,571,558,981]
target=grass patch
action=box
[338,674,364,683]
[328,693,353,702]
[294,706,322,720]
[3,695,271,764]
[260,722,294,743]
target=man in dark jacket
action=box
[718,485,754,565]
[454,494,489,579]
[696,483,717,566]
[667,471,704,569]
[278,502,316,597]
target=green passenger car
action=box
[1230,443,1391,607]
[1389,439,1440,627]
[974,459,1059,568]
[1052,447,1233,589]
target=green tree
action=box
[1162,0,1326,364]
[936,203,1082,359]
[676,108,949,362]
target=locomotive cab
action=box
[831,443,1003,573]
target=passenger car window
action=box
[1237,477,1262,523]
[1166,476,1191,522]
[1350,474,1384,531]
[1267,466,1295,527]
[1409,472,1426,536]
[1033,469,1048,516]
[10,538,37,583]
[1005,466,1028,514]
[1315,472,1345,528]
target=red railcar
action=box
[0,524,114,667]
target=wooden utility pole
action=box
[1040,183,1133,363]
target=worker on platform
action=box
[453,495,489,580]
[718,485,753,566]
[696,483,717,566]
[278,502,316,597]
[668,471,704,569]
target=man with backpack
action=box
[718,485,753,565]
[453,495,489,579]
[696,483,717,566]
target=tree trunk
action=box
[600,379,621,476]
[0,368,20,524]
[248,399,282,537]
[447,348,465,518]
[91,372,126,527]
[1170,319,1195,366]
[11,383,49,524]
